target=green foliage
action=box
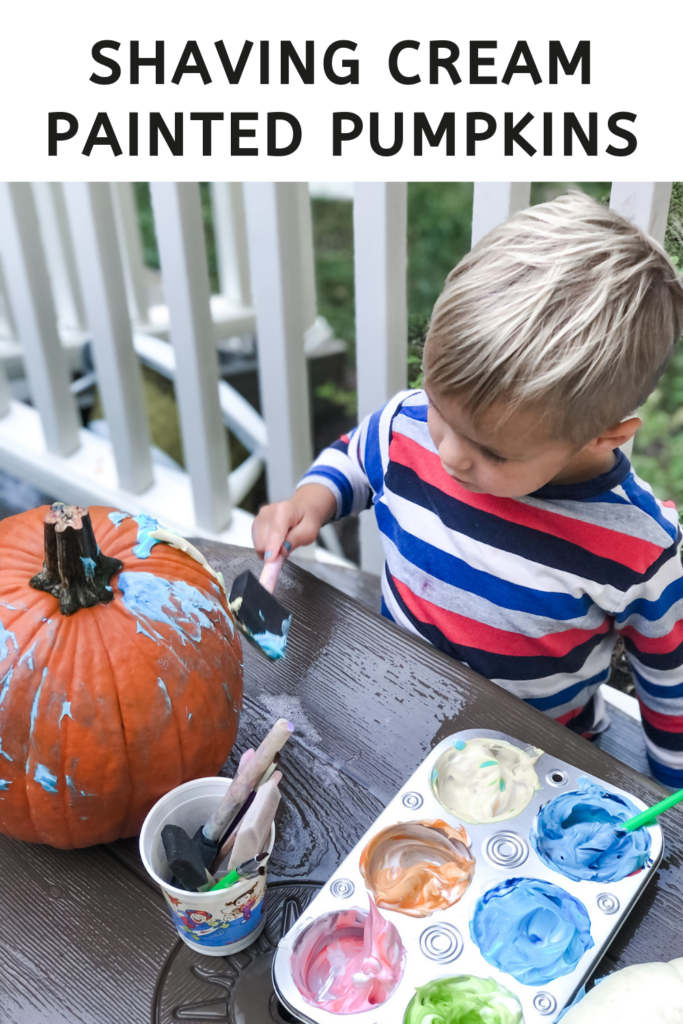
[632,183,683,503]
[133,182,219,293]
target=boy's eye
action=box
[481,448,506,464]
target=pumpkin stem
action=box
[30,503,123,616]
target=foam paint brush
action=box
[228,551,292,660]
[227,771,282,870]
[194,719,294,864]
[161,824,216,892]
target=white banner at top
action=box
[0,0,679,180]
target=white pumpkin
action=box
[563,958,683,1023]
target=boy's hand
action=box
[252,484,337,561]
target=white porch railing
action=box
[0,181,673,571]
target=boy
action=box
[253,192,683,789]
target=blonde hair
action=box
[423,191,683,442]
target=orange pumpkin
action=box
[0,503,243,848]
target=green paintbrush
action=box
[621,786,683,832]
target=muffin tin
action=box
[272,729,663,1022]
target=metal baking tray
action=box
[272,729,663,1023]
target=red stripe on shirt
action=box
[392,575,611,658]
[390,431,663,574]
[639,701,683,732]
[619,621,683,655]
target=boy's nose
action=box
[439,436,474,476]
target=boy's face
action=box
[426,389,589,498]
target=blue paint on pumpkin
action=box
[59,701,73,726]
[34,763,58,793]
[108,511,129,528]
[135,620,158,642]
[0,737,12,761]
[30,669,48,739]
[157,678,172,714]
[0,618,17,661]
[118,572,227,646]
[18,640,37,672]
[81,556,97,578]
[0,666,13,706]
[0,779,11,790]
[132,514,161,558]
[66,774,92,798]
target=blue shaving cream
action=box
[59,701,73,726]
[34,763,58,793]
[530,776,651,883]
[0,779,11,790]
[0,737,12,762]
[251,615,292,660]
[107,510,162,558]
[0,666,12,706]
[118,571,226,645]
[80,557,96,578]
[470,877,594,986]
[0,617,17,662]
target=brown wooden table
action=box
[2,543,682,1023]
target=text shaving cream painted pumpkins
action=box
[0,503,242,848]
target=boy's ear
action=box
[585,416,642,453]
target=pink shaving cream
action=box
[291,899,405,1013]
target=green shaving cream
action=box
[403,975,523,1024]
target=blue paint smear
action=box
[107,510,162,557]
[118,571,227,646]
[18,641,37,672]
[108,511,129,528]
[59,701,73,726]
[0,779,10,790]
[157,678,172,714]
[66,774,92,798]
[81,556,96,579]
[0,666,13,706]
[30,669,48,737]
[0,618,17,662]
[470,877,593,986]
[454,739,466,750]
[34,763,58,793]
[0,737,12,762]
[248,615,291,661]
[186,708,193,721]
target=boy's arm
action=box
[252,425,374,560]
[615,537,683,788]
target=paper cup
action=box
[139,776,275,956]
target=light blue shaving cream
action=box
[80,557,97,578]
[250,616,292,660]
[59,701,73,726]
[107,510,162,558]
[118,571,227,645]
[0,780,10,790]
[34,764,58,793]
[0,618,17,662]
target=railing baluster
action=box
[110,183,150,324]
[63,182,154,495]
[0,183,80,455]
[31,183,87,334]
[471,183,531,247]
[353,182,408,574]
[243,182,313,503]
[609,182,673,246]
[149,182,231,532]
[210,183,253,308]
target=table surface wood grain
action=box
[2,542,682,1023]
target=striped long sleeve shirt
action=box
[300,390,683,789]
